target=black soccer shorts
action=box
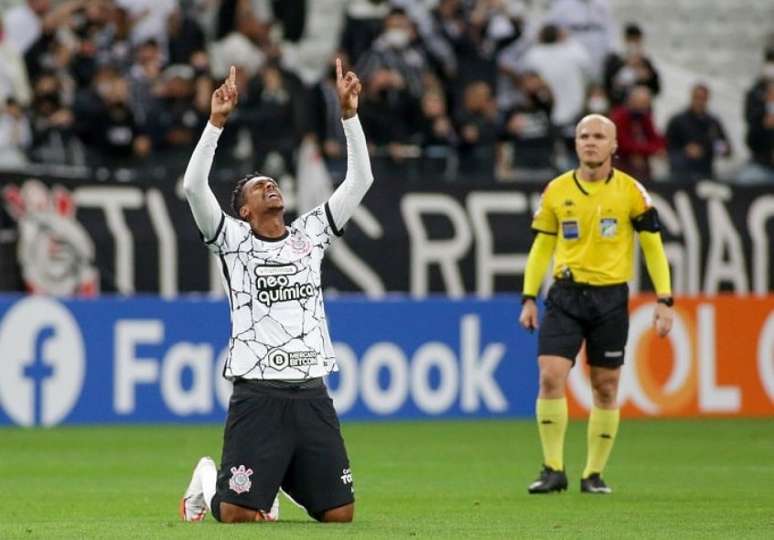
[538,281,629,368]
[212,379,354,519]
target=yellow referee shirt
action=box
[531,168,652,286]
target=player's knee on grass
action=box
[312,503,354,523]
[216,501,265,523]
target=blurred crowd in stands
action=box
[0,0,772,184]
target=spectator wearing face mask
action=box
[354,7,428,100]
[603,23,660,107]
[581,83,610,116]
[341,0,391,65]
[28,71,83,165]
[610,85,665,181]
[738,49,774,184]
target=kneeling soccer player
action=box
[179,59,371,523]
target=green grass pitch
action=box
[1,418,772,539]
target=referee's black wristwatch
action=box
[657,296,674,307]
[521,295,536,305]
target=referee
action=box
[519,114,674,494]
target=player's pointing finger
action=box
[229,65,236,85]
[336,57,343,83]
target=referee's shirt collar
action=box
[572,169,615,195]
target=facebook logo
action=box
[0,298,85,426]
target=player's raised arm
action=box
[183,66,239,241]
[326,58,374,229]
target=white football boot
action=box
[179,457,216,522]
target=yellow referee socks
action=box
[536,398,568,471]
[583,406,620,478]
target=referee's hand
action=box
[653,302,673,337]
[519,300,539,333]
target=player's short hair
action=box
[231,173,254,219]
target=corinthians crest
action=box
[229,464,254,494]
[2,180,99,296]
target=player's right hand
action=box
[519,301,539,333]
[210,65,238,127]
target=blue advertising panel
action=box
[0,295,538,426]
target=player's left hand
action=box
[210,65,238,127]
[335,57,361,119]
[653,302,673,337]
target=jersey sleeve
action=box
[629,179,654,218]
[203,213,251,254]
[530,183,558,235]
[326,115,374,231]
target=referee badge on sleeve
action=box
[561,220,580,240]
[600,218,618,238]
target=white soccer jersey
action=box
[205,205,340,380]
[182,115,373,382]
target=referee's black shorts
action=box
[538,280,629,368]
[211,379,354,520]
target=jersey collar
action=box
[252,228,290,242]
[572,168,614,195]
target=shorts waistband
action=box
[232,377,327,399]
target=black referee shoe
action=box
[580,473,612,494]
[527,465,568,494]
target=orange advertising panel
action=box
[566,296,774,418]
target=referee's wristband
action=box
[657,296,674,307]
[521,295,536,305]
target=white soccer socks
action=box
[180,456,217,522]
